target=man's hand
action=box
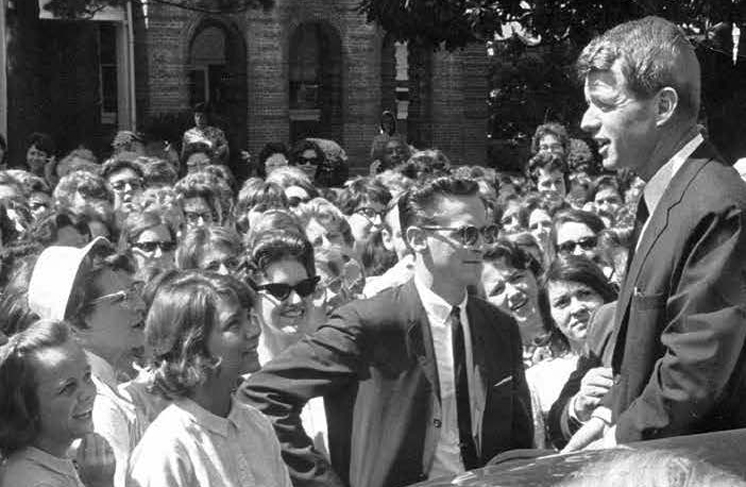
[561,416,605,453]
[73,432,116,487]
[573,367,614,422]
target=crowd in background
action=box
[0,102,683,487]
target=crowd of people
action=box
[2,14,746,487]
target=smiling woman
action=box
[0,320,96,487]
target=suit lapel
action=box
[613,143,716,362]
[403,280,441,402]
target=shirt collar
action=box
[413,275,468,326]
[176,397,242,438]
[643,132,703,214]
[85,351,118,391]
[22,446,79,478]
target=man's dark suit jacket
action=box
[602,141,746,443]
[547,301,616,448]
[239,279,533,487]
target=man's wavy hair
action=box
[145,271,254,399]
[576,16,700,120]
[398,176,480,232]
[0,319,73,457]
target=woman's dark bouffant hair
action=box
[247,229,315,281]
[146,271,254,399]
[543,253,618,305]
[0,319,73,457]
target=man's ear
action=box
[405,226,428,253]
[656,87,678,127]
[381,227,395,252]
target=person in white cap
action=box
[28,237,147,487]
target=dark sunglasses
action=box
[251,275,321,301]
[557,235,598,254]
[299,157,321,166]
[132,241,176,253]
[420,224,500,247]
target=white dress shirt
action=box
[414,277,476,479]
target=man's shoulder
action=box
[687,151,746,207]
[333,280,421,323]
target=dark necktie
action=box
[625,194,649,276]
[451,306,478,469]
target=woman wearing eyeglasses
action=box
[119,211,177,278]
[551,209,614,280]
[246,229,329,456]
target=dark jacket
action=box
[238,279,533,487]
[604,142,746,443]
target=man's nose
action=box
[288,289,303,305]
[218,263,230,275]
[153,246,163,258]
[580,107,598,133]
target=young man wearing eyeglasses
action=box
[240,176,532,487]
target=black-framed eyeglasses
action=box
[250,275,321,301]
[355,206,384,222]
[132,241,176,253]
[420,224,500,247]
[557,235,598,255]
[184,210,214,225]
[110,179,143,192]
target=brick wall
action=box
[134,0,490,175]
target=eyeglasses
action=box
[355,207,384,222]
[204,257,242,273]
[251,276,321,301]
[86,283,143,308]
[132,241,176,253]
[420,224,500,247]
[556,235,598,255]
[110,179,143,192]
[299,156,320,166]
[184,211,214,225]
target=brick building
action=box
[6,0,492,174]
[135,0,492,173]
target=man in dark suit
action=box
[564,16,746,451]
[239,177,533,487]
